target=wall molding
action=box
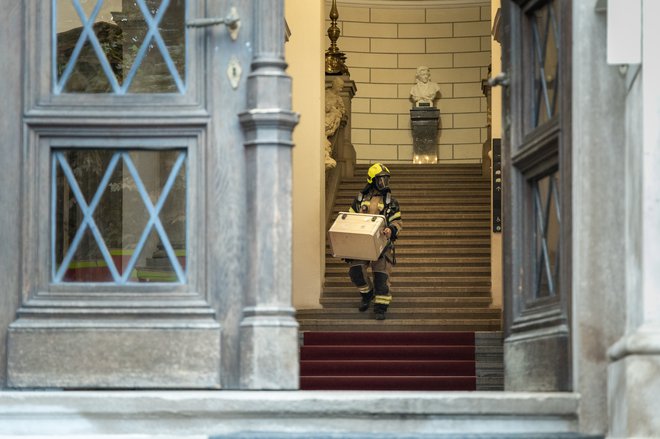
[332,0,490,8]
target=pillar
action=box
[608,1,660,436]
[238,0,300,389]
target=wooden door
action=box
[4,0,298,389]
[501,0,572,391]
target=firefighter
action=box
[347,163,402,320]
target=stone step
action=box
[321,289,491,298]
[322,285,492,295]
[325,266,491,276]
[393,227,490,234]
[386,237,490,245]
[325,225,490,235]
[354,164,483,175]
[302,331,478,346]
[300,375,477,390]
[337,189,490,197]
[355,212,489,220]
[324,277,491,286]
[341,180,490,187]
[320,297,492,308]
[327,247,491,256]
[334,197,490,205]
[328,237,491,246]
[326,256,491,266]
[298,319,502,332]
[326,247,490,257]
[326,253,491,262]
[333,205,490,214]
[329,215,491,225]
[398,234,490,241]
[297,308,501,320]
[327,238,489,249]
[0,391,583,436]
[300,359,476,376]
[389,220,491,228]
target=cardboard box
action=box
[328,212,388,261]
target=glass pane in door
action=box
[529,0,560,128]
[55,0,186,94]
[532,170,560,298]
[53,149,187,283]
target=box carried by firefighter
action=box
[328,212,388,261]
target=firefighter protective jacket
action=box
[348,188,403,241]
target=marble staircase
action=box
[298,163,501,331]
[297,163,503,391]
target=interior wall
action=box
[56,0,123,32]
[328,1,491,164]
[286,0,325,309]
[490,0,502,308]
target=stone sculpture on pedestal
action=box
[410,66,440,107]
[324,76,347,170]
[409,66,441,164]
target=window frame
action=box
[505,0,572,332]
[25,0,208,116]
[22,124,207,307]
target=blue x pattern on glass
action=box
[530,2,560,127]
[54,0,185,94]
[52,151,187,284]
[533,174,560,297]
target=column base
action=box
[239,307,299,389]
[608,325,660,437]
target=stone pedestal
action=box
[410,106,440,164]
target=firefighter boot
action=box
[349,265,373,312]
[373,272,391,320]
[358,290,374,312]
[373,303,387,320]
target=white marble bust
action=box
[410,66,440,107]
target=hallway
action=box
[298,163,501,331]
[297,163,503,391]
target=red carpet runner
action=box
[300,331,476,391]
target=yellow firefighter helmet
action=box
[366,163,391,184]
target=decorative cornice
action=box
[328,0,490,8]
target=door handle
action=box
[186,6,240,40]
[488,72,510,88]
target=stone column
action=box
[608,1,660,436]
[238,0,300,389]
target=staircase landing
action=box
[0,390,584,437]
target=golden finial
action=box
[325,0,349,75]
